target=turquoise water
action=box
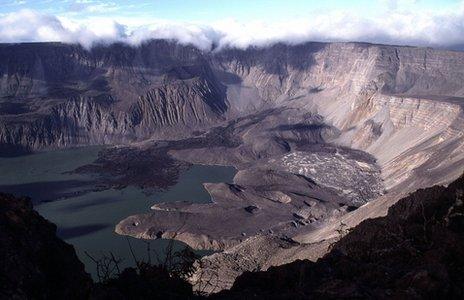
[0,147,236,278]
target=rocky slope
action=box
[215,173,464,299]
[3,40,464,293]
[0,193,92,299]
[0,41,227,150]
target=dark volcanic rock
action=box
[0,193,92,299]
[216,174,464,299]
[72,144,190,192]
[244,205,259,214]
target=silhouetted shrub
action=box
[88,239,201,299]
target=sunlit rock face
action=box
[212,43,464,193]
[3,40,464,294]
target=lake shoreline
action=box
[0,146,236,279]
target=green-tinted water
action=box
[0,146,236,278]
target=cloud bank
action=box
[2,7,464,50]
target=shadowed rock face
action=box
[0,193,92,299]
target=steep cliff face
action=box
[211,43,464,193]
[0,41,228,149]
[0,193,92,299]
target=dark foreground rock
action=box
[0,193,92,299]
[215,174,464,299]
[0,193,200,300]
[89,264,197,300]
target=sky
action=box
[1,0,464,49]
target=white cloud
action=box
[0,9,71,43]
[2,6,464,50]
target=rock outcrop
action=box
[0,193,92,299]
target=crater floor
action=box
[2,40,464,293]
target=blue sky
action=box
[1,0,464,48]
[1,0,460,22]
